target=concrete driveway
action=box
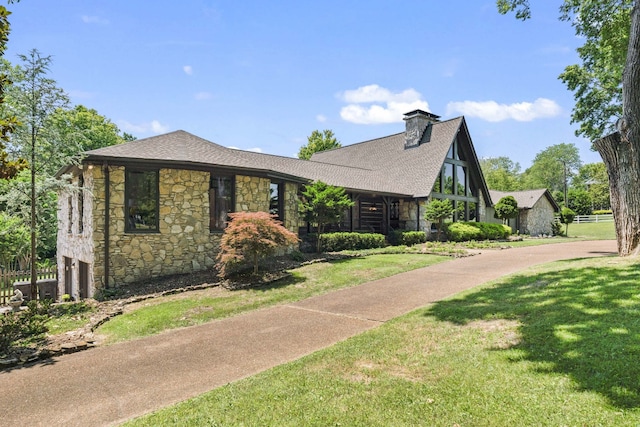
[0,240,617,426]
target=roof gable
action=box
[489,189,560,211]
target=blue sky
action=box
[5,1,602,169]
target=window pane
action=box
[432,174,441,194]
[270,182,280,219]
[447,144,454,159]
[456,165,466,196]
[443,163,454,195]
[211,175,233,230]
[126,170,158,231]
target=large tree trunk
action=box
[593,2,640,256]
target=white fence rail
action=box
[572,214,614,223]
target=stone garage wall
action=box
[521,196,556,236]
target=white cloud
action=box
[445,98,562,122]
[119,120,170,135]
[194,92,212,100]
[81,15,109,25]
[183,65,193,75]
[338,84,430,125]
[316,114,327,123]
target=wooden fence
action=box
[0,266,57,306]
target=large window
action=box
[270,181,284,222]
[210,175,234,231]
[125,169,159,232]
[431,137,479,222]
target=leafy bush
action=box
[0,300,51,353]
[320,232,386,252]
[216,211,299,277]
[560,207,576,237]
[388,230,427,246]
[593,209,612,215]
[446,223,483,242]
[551,220,564,236]
[446,221,511,242]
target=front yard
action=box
[126,255,640,426]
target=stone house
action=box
[488,189,560,236]
[57,110,493,299]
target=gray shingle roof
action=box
[81,116,469,199]
[489,189,560,211]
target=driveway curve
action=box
[0,240,617,426]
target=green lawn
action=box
[125,255,640,426]
[98,253,449,343]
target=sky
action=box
[4,1,603,169]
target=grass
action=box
[98,253,448,343]
[126,255,640,426]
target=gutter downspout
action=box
[103,162,110,289]
[416,199,420,231]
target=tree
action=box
[0,211,28,268]
[299,180,354,252]
[298,129,341,160]
[567,188,593,215]
[216,211,299,276]
[560,206,576,237]
[494,195,519,224]
[5,49,69,296]
[573,162,610,210]
[0,6,25,179]
[424,198,455,241]
[497,1,640,256]
[521,143,581,201]
[479,156,522,191]
[48,104,130,169]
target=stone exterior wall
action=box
[520,197,555,236]
[58,166,302,297]
[57,168,96,299]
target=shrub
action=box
[593,209,612,215]
[551,220,564,236]
[560,207,576,237]
[446,223,483,242]
[216,211,299,277]
[424,199,455,241]
[446,221,510,242]
[388,230,427,246]
[494,196,518,223]
[0,300,51,353]
[320,232,386,252]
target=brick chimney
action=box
[403,110,440,149]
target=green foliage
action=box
[388,230,427,246]
[49,104,129,161]
[297,129,341,160]
[560,207,576,237]
[551,219,564,237]
[573,162,610,210]
[568,188,592,215]
[0,299,51,353]
[0,211,28,267]
[522,143,581,194]
[446,221,511,242]
[319,232,386,252]
[494,195,519,223]
[216,211,299,277]
[593,209,613,215]
[424,198,455,241]
[446,222,483,242]
[479,156,522,191]
[299,181,354,252]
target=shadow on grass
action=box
[427,260,640,409]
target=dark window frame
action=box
[210,174,235,232]
[78,175,84,234]
[125,168,160,233]
[269,181,285,222]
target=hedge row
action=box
[320,232,387,252]
[388,230,427,246]
[446,221,511,242]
